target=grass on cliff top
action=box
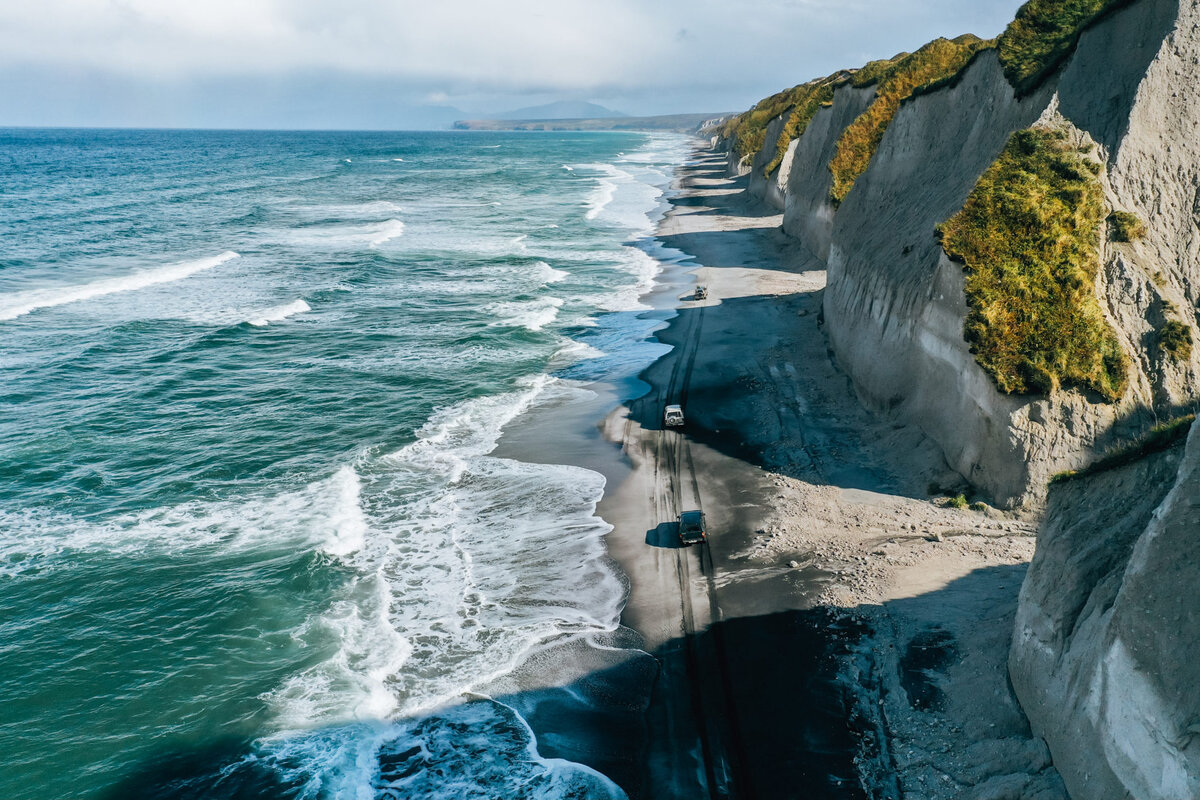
[828,35,994,204]
[1050,414,1195,484]
[760,75,848,177]
[997,0,1135,94]
[720,72,851,170]
[720,85,803,162]
[850,52,909,87]
[719,83,823,161]
[938,127,1129,402]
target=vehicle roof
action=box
[665,404,683,412]
[679,510,704,523]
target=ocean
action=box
[0,128,692,799]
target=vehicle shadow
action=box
[645,521,683,548]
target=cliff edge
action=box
[1009,421,1200,798]
[717,0,1200,508]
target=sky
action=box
[0,0,1029,130]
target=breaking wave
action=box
[0,251,239,321]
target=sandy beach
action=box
[490,140,1068,798]
[582,144,1067,798]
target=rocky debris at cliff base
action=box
[740,473,1063,798]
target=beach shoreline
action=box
[494,139,1063,799]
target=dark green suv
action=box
[678,510,707,546]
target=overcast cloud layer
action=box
[0,0,1028,129]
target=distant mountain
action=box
[490,101,627,121]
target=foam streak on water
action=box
[0,250,239,321]
[248,298,312,326]
[0,128,694,800]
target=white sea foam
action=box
[486,297,564,331]
[597,246,663,312]
[278,219,405,249]
[0,251,239,321]
[370,701,626,799]
[422,200,501,209]
[250,376,625,796]
[323,465,368,556]
[246,299,311,327]
[532,261,569,286]
[0,464,371,575]
[263,699,626,800]
[263,571,413,729]
[552,339,606,366]
[368,220,406,247]
[577,163,632,220]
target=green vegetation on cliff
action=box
[724,0,1140,197]
[938,127,1128,401]
[997,0,1134,94]
[1159,320,1194,361]
[850,53,909,88]
[720,73,850,173]
[1050,414,1195,484]
[829,35,994,204]
[761,75,848,177]
[1109,210,1146,242]
[719,86,808,162]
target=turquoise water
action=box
[0,128,690,799]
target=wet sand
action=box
[495,143,1061,799]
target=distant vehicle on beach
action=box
[678,510,707,546]
[694,285,708,300]
[664,404,685,427]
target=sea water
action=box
[0,128,692,799]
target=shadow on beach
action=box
[98,605,872,800]
[98,562,1032,800]
[646,520,684,549]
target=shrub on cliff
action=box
[1109,210,1146,242]
[1159,320,1194,361]
[997,0,1135,94]
[829,35,994,204]
[1050,414,1195,484]
[938,127,1128,402]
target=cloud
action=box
[0,0,1029,125]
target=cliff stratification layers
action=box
[715,0,1200,507]
[1009,424,1200,798]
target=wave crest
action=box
[247,299,311,327]
[0,251,239,322]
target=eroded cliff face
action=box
[722,0,1198,507]
[827,0,1189,507]
[711,3,1200,796]
[747,113,790,210]
[782,84,875,263]
[1009,424,1200,799]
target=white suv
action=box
[663,404,685,427]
